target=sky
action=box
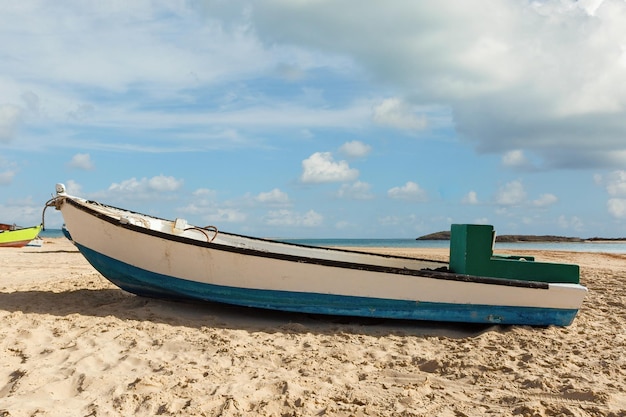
[2,0,626,239]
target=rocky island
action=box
[416,231,626,242]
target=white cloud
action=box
[0,158,16,185]
[180,189,220,216]
[68,153,95,170]
[108,175,183,197]
[64,179,83,196]
[337,181,374,200]
[607,198,626,219]
[0,196,40,226]
[247,1,626,169]
[0,2,374,154]
[502,150,529,169]
[462,191,479,205]
[0,170,15,185]
[597,170,626,219]
[256,188,290,206]
[558,215,584,232]
[494,180,526,206]
[204,208,247,223]
[300,152,359,183]
[9,2,625,169]
[597,171,626,221]
[108,178,145,194]
[179,194,244,224]
[148,175,183,192]
[265,209,323,227]
[0,104,21,142]
[339,141,371,158]
[301,210,324,227]
[605,170,626,197]
[372,98,427,131]
[593,173,603,186]
[1,3,271,93]
[179,203,208,216]
[387,181,427,201]
[192,188,217,198]
[532,193,558,207]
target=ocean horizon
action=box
[281,238,626,254]
[41,228,626,254]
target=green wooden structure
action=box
[449,224,579,284]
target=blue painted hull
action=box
[76,243,579,326]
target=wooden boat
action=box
[0,223,42,248]
[45,183,587,326]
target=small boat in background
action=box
[26,236,44,247]
[0,223,43,248]
[45,183,587,326]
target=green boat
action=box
[0,223,42,248]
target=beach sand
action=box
[1,239,624,416]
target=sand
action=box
[0,238,624,416]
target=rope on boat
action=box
[42,196,64,230]
[184,225,219,242]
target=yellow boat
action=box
[0,223,42,247]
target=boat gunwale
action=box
[63,197,551,290]
[0,224,42,233]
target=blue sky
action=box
[2,0,626,238]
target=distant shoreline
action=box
[416,231,626,243]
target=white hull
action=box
[49,190,587,326]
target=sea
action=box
[40,229,626,254]
[281,238,626,254]
[40,228,66,238]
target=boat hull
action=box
[54,195,587,326]
[75,242,580,325]
[0,224,42,248]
